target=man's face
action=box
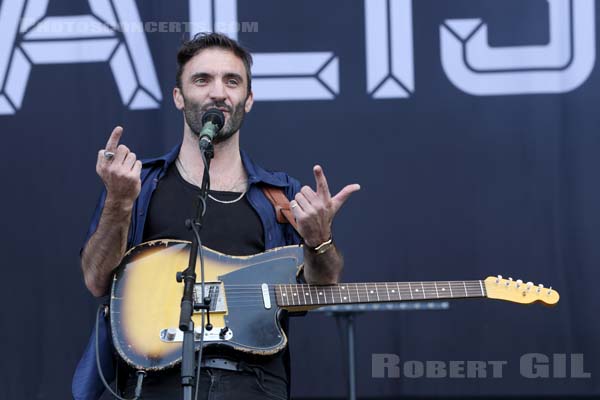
[174,48,254,144]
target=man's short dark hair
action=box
[176,32,253,93]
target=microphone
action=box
[198,109,225,150]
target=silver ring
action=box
[103,150,115,160]
[290,202,298,209]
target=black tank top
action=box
[143,162,265,255]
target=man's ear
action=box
[244,90,254,113]
[173,87,185,110]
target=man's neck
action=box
[178,128,247,192]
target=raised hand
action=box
[291,165,360,247]
[95,126,142,205]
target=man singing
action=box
[73,32,359,400]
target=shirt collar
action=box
[141,143,180,168]
[241,149,291,188]
[142,144,291,188]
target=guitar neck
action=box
[275,280,486,307]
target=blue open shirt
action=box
[72,144,302,400]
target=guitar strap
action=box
[261,186,307,284]
[261,186,299,233]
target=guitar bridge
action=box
[193,282,227,313]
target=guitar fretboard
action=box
[275,281,486,307]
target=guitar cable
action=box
[95,304,146,400]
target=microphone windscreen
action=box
[201,109,225,130]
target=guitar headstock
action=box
[484,276,559,306]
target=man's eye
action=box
[227,79,239,86]
[194,78,206,84]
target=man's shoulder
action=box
[259,168,300,186]
[241,150,300,190]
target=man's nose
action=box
[209,81,226,101]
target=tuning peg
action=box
[496,275,502,284]
[537,284,544,293]
[547,286,552,295]
[506,277,513,287]
[516,279,523,288]
[526,282,533,291]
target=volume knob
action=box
[166,328,178,341]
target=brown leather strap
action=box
[262,186,299,233]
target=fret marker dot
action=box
[392,290,396,293]
[341,286,346,290]
[293,293,297,296]
[282,294,287,296]
[415,289,419,292]
[319,292,323,295]
[305,293,309,296]
[441,288,446,291]
[370,291,374,294]
[343,297,347,300]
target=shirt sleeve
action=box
[80,189,107,257]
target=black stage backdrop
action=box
[1,0,599,398]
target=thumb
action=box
[331,184,360,213]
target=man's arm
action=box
[302,245,343,284]
[291,165,360,285]
[82,198,134,296]
[82,126,142,297]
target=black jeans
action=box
[117,366,288,400]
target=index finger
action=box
[105,126,123,151]
[313,165,331,199]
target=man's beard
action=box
[183,95,247,144]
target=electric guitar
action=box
[110,240,560,371]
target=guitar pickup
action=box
[261,283,271,309]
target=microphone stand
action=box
[177,139,214,400]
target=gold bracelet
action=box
[308,236,334,255]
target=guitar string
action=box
[221,289,486,296]
[200,291,487,300]
[213,282,487,288]
[202,284,487,296]
[222,287,487,293]
[181,282,497,305]
[201,283,490,304]
[213,283,487,294]
[202,292,492,306]
[205,282,487,294]
[220,281,487,290]
[205,292,488,304]
[222,280,486,286]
